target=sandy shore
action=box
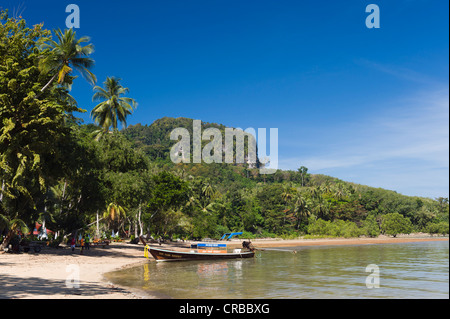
[1,234,447,299]
[242,234,449,249]
[0,242,148,299]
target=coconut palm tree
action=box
[186,180,219,214]
[293,194,311,229]
[91,77,137,140]
[334,182,347,200]
[38,28,96,94]
[103,202,127,234]
[321,181,333,194]
[313,197,330,220]
[281,184,295,204]
[298,166,309,187]
[308,186,322,200]
[0,214,29,251]
[201,181,216,200]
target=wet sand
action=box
[0,234,447,299]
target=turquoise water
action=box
[105,241,449,299]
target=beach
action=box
[1,235,448,299]
[0,242,147,299]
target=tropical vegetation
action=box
[0,12,448,250]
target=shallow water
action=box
[105,241,449,299]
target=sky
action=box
[2,0,449,198]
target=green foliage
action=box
[362,214,381,237]
[1,12,84,241]
[425,222,449,236]
[307,217,362,238]
[91,77,137,138]
[381,213,413,237]
[145,171,190,236]
[38,28,96,90]
[147,171,190,213]
[123,117,260,168]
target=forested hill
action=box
[123,117,259,166]
[116,117,449,239]
[122,117,206,159]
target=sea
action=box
[104,240,448,299]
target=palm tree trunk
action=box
[138,202,143,237]
[96,210,99,238]
[35,73,58,99]
[0,179,4,202]
[0,229,14,251]
[41,73,58,92]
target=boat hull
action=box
[149,247,255,262]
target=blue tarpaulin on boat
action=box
[220,232,243,240]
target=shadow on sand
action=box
[0,272,130,299]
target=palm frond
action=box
[38,28,96,91]
[90,77,137,133]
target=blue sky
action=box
[3,0,449,198]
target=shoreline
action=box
[244,234,449,249]
[0,234,447,299]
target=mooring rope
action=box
[256,247,298,254]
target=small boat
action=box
[145,246,255,262]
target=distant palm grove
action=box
[1,12,448,250]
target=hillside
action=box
[117,117,449,239]
[123,117,260,167]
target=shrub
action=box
[425,222,449,236]
[307,218,329,236]
[341,221,362,238]
[307,218,362,238]
[381,213,413,237]
[363,215,381,237]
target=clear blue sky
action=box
[4,0,449,198]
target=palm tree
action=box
[298,166,309,187]
[0,214,29,251]
[91,77,137,139]
[314,197,330,220]
[281,184,295,204]
[38,28,96,94]
[103,202,127,234]
[321,181,333,194]
[308,186,322,200]
[293,194,311,229]
[186,180,219,214]
[201,181,216,200]
[334,182,347,200]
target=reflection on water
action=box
[105,241,449,299]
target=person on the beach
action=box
[84,235,90,250]
[242,240,255,252]
[80,237,85,254]
[70,237,76,252]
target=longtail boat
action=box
[145,246,255,262]
[140,235,256,262]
